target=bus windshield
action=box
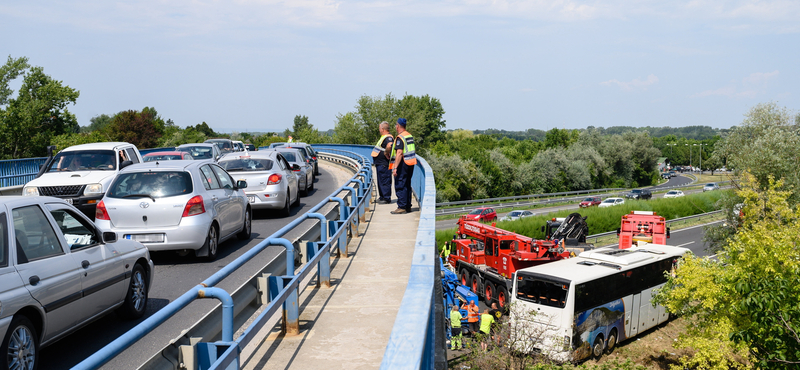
[515,272,569,308]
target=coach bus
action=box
[510,243,689,361]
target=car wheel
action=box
[606,329,617,354]
[237,207,252,240]
[309,175,315,191]
[292,188,300,207]
[201,225,219,262]
[300,181,309,197]
[2,316,38,370]
[117,264,148,320]
[592,335,605,359]
[281,192,291,217]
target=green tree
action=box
[0,58,80,158]
[397,94,446,152]
[333,112,369,145]
[194,122,218,137]
[159,126,208,147]
[81,114,113,133]
[292,115,311,136]
[105,109,163,149]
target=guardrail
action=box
[73,149,374,370]
[436,188,625,207]
[0,157,46,187]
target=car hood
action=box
[26,170,117,187]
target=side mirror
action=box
[236,180,248,189]
[292,164,301,171]
[120,160,133,169]
[103,232,117,243]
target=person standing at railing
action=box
[391,118,416,214]
[372,122,394,205]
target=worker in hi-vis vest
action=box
[371,122,394,204]
[390,118,416,214]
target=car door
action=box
[11,204,86,341]
[47,204,127,313]
[277,154,298,203]
[199,164,227,233]
[210,164,244,237]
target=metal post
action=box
[197,287,235,342]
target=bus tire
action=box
[606,329,617,354]
[592,335,605,359]
[484,283,495,305]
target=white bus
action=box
[511,243,689,361]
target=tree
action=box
[657,173,800,370]
[194,122,218,137]
[81,114,113,133]
[292,115,311,136]
[397,94,446,152]
[105,109,163,149]
[0,58,80,158]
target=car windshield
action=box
[582,197,594,202]
[631,190,642,194]
[108,171,193,198]
[667,191,677,195]
[509,211,522,217]
[468,209,483,215]
[144,154,184,162]
[180,146,215,159]
[602,199,615,203]
[706,183,715,187]
[48,150,116,172]
[218,158,274,172]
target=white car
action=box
[0,196,154,370]
[218,151,300,215]
[598,197,625,207]
[500,210,534,221]
[663,190,685,198]
[703,183,719,192]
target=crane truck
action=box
[616,210,670,248]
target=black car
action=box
[625,189,652,200]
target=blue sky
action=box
[2,1,798,133]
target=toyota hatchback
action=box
[96,161,251,261]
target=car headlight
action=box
[23,186,39,196]
[84,183,104,196]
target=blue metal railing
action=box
[72,148,374,370]
[0,157,47,187]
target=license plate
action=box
[248,196,255,203]
[125,234,165,243]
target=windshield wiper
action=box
[122,194,156,202]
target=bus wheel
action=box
[484,283,495,304]
[497,287,508,309]
[606,329,617,354]
[592,336,605,359]
[471,274,479,295]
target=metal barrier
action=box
[72,149,374,370]
[0,157,46,187]
[437,187,624,208]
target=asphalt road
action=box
[40,164,354,370]
[436,175,697,231]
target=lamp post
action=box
[685,144,692,171]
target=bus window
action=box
[516,274,569,308]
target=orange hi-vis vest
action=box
[464,303,480,323]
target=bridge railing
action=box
[0,157,47,187]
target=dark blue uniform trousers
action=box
[375,164,392,202]
[395,162,414,210]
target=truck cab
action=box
[22,142,143,218]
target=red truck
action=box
[616,211,671,249]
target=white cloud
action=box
[743,70,779,85]
[600,74,659,91]
[692,70,780,98]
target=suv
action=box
[23,142,143,218]
[205,138,235,154]
[625,189,652,200]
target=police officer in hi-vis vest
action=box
[371,121,394,204]
[391,118,416,214]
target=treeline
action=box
[475,125,726,142]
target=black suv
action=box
[625,189,652,200]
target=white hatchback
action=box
[598,197,625,207]
[664,190,685,198]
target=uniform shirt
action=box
[479,313,495,334]
[373,136,394,167]
[489,308,503,321]
[450,310,463,328]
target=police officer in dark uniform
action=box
[391,118,416,214]
[371,121,394,204]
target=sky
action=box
[2,0,799,134]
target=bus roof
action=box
[515,243,690,284]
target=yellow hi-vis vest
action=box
[391,133,417,166]
[371,134,391,158]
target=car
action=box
[217,151,300,215]
[205,138,235,154]
[95,161,251,261]
[625,189,652,200]
[663,190,685,198]
[579,197,602,208]
[0,196,154,369]
[598,197,625,207]
[462,207,497,222]
[499,210,534,221]
[703,183,719,192]
[177,143,222,161]
[661,172,670,179]
[280,142,320,176]
[245,144,256,151]
[232,140,246,152]
[669,171,676,177]
[270,147,314,196]
[143,151,193,162]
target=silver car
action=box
[95,161,252,261]
[270,148,314,196]
[177,143,222,161]
[218,151,300,216]
[500,210,534,221]
[0,196,154,370]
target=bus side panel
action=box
[622,295,633,340]
[572,299,626,361]
[639,288,657,332]
[629,294,641,337]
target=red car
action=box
[463,207,497,222]
[579,197,602,208]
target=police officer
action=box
[371,122,394,204]
[391,118,416,214]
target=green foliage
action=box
[292,115,311,136]
[51,131,112,151]
[81,114,113,133]
[105,108,164,149]
[159,126,207,147]
[529,359,646,370]
[193,122,219,138]
[0,57,80,158]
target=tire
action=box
[280,192,291,217]
[300,182,308,197]
[309,175,315,191]
[484,282,495,305]
[201,225,219,262]
[2,316,38,370]
[460,269,470,287]
[292,188,300,207]
[471,274,479,296]
[497,286,509,310]
[117,264,148,320]
[237,207,252,240]
[592,335,605,359]
[606,329,617,354]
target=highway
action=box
[40,164,355,370]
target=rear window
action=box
[180,146,215,159]
[468,209,482,215]
[516,273,570,308]
[108,172,193,198]
[280,152,297,162]
[144,154,184,162]
[218,158,274,172]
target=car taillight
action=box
[182,195,205,217]
[312,156,317,160]
[268,174,282,185]
[293,167,300,172]
[96,200,110,220]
